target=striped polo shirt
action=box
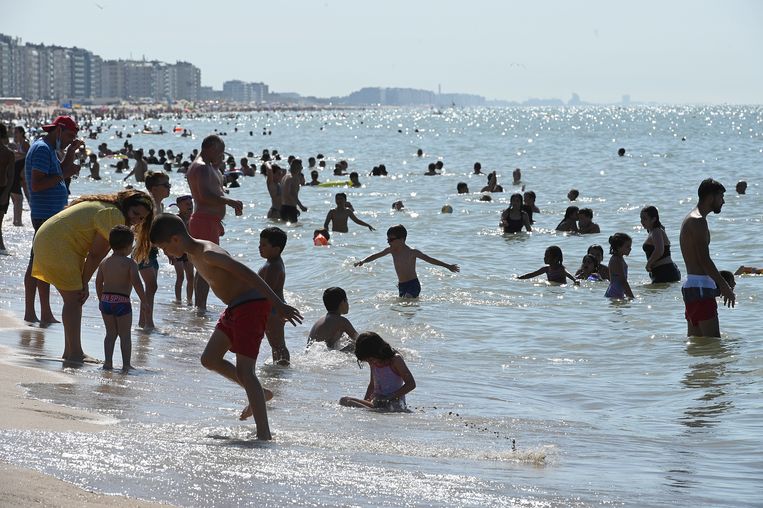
[25,138,68,220]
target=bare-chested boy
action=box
[679,178,735,338]
[354,224,459,298]
[258,227,291,366]
[280,158,307,223]
[264,162,284,219]
[308,287,358,351]
[150,214,302,440]
[324,192,375,233]
[95,225,147,371]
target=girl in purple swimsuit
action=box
[605,233,635,299]
[339,332,416,412]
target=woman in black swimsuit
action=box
[640,206,681,283]
[500,193,532,233]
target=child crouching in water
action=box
[518,245,578,284]
[575,254,603,281]
[340,332,415,412]
[605,233,634,299]
[95,225,147,371]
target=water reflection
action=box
[18,328,46,354]
[680,336,735,428]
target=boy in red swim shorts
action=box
[150,214,302,440]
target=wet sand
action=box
[0,311,169,507]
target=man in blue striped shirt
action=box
[23,116,84,324]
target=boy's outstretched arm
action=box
[517,267,548,279]
[205,250,303,326]
[414,250,459,273]
[349,211,375,231]
[354,248,390,267]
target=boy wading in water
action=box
[258,227,291,366]
[354,224,459,298]
[150,214,302,440]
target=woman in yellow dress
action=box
[32,190,154,363]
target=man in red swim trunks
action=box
[679,178,736,338]
[187,134,243,311]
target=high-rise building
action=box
[0,34,19,97]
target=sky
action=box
[2,0,762,104]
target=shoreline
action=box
[0,311,170,507]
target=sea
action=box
[0,105,761,507]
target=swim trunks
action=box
[397,278,421,298]
[138,246,160,271]
[189,211,224,244]
[279,204,299,223]
[682,274,719,326]
[215,298,271,360]
[99,292,132,317]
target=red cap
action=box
[42,116,79,133]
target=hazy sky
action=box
[3,0,762,103]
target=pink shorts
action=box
[189,212,224,244]
[215,299,271,360]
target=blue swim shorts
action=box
[397,278,421,298]
[99,292,132,317]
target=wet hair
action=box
[579,208,593,219]
[354,331,397,363]
[69,190,154,262]
[313,228,330,241]
[480,195,492,202]
[524,190,536,201]
[640,205,664,230]
[720,270,735,289]
[150,213,188,244]
[260,226,287,251]
[608,233,632,255]
[335,192,347,201]
[617,148,626,156]
[387,224,407,240]
[587,244,604,260]
[473,162,481,170]
[289,158,302,171]
[310,170,318,178]
[568,189,579,200]
[581,254,599,270]
[697,178,725,200]
[240,157,248,166]
[510,193,523,209]
[323,287,347,312]
[144,170,168,189]
[428,163,436,171]
[350,171,359,180]
[564,206,579,220]
[201,134,224,151]
[545,245,563,265]
[108,224,134,251]
[457,182,469,193]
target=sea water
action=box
[0,106,761,507]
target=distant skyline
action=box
[3,0,762,104]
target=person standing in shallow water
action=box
[640,206,680,283]
[679,179,735,338]
[24,116,84,324]
[187,135,243,311]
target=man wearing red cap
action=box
[23,116,84,324]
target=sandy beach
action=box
[0,312,168,507]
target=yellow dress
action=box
[32,201,126,291]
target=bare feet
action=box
[23,314,39,323]
[64,354,102,365]
[239,389,274,420]
[40,315,61,325]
